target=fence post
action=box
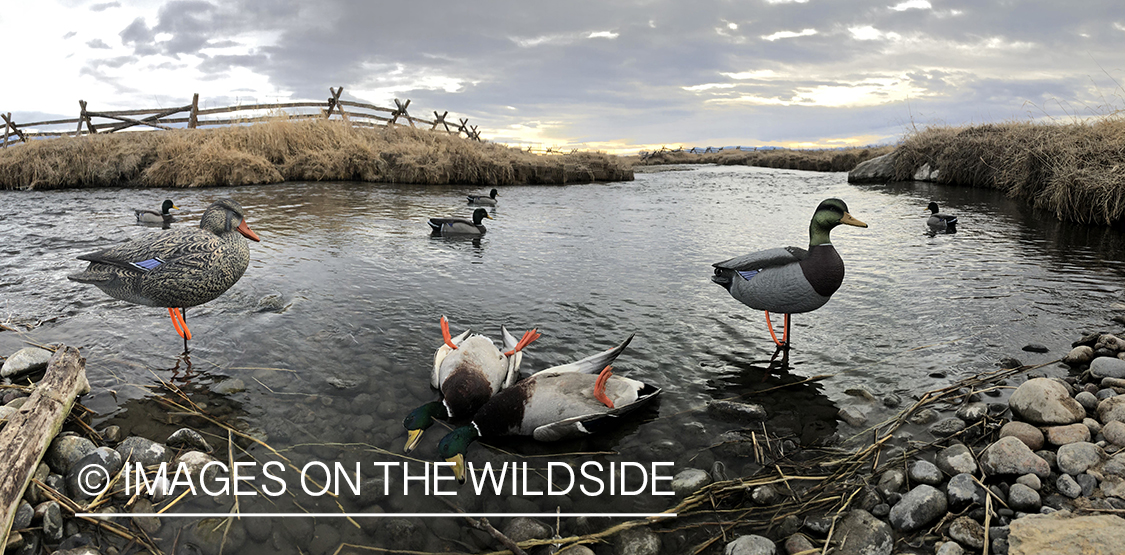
[2,113,8,148]
[77,100,98,135]
[432,110,451,132]
[188,93,199,128]
[390,99,414,128]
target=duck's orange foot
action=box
[440,315,458,350]
[593,365,615,408]
[168,307,192,340]
[505,328,541,356]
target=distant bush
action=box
[630,145,895,173]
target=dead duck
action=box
[428,208,492,236]
[436,333,656,483]
[926,202,958,232]
[69,198,260,352]
[467,188,499,206]
[135,199,179,225]
[711,198,867,363]
[403,316,540,452]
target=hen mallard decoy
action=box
[68,199,260,352]
[926,202,957,232]
[135,199,179,225]
[403,316,540,452]
[711,198,867,364]
[428,208,492,236]
[436,333,657,483]
[467,188,498,206]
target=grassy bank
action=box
[0,119,632,190]
[892,118,1125,225]
[631,145,894,172]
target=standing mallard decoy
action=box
[436,333,657,483]
[428,208,492,236]
[926,202,957,232]
[135,199,179,225]
[68,199,260,352]
[403,316,540,452]
[467,188,498,206]
[711,198,867,363]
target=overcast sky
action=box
[5,0,1124,153]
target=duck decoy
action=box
[711,198,867,364]
[68,199,260,353]
[135,199,179,225]
[403,316,541,452]
[467,188,498,206]
[436,333,655,482]
[926,202,957,232]
[428,208,492,236]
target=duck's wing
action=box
[74,229,212,272]
[500,325,523,388]
[432,327,472,388]
[428,218,481,235]
[530,378,661,442]
[528,333,634,377]
[712,246,807,285]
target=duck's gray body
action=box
[467,189,498,206]
[926,202,957,231]
[712,244,844,314]
[69,199,254,308]
[135,199,177,224]
[432,330,522,418]
[429,208,491,236]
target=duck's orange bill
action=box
[594,365,614,409]
[504,328,541,356]
[440,316,458,350]
[168,308,192,340]
[237,220,261,242]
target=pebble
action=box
[0,347,52,378]
[1007,483,1041,511]
[1091,357,1125,379]
[877,469,905,499]
[955,402,989,422]
[979,436,1050,478]
[45,435,96,474]
[947,473,985,508]
[999,421,1045,451]
[501,517,551,543]
[1023,344,1050,353]
[115,437,168,467]
[1045,423,1091,445]
[936,443,979,475]
[1056,474,1081,498]
[1100,396,1125,423]
[1076,473,1098,497]
[1063,346,1094,365]
[166,428,214,453]
[1016,474,1042,491]
[1008,378,1085,424]
[1075,391,1098,412]
[1056,442,1105,475]
[706,400,767,423]
[783,534,815,555]
[936,541,965,555]
[929,417,967,437]
[616,527,662,555]
[834,509,893,555]
[751,484,783,505]
[671,468,710,496]
[12,501,33,530]
[948,515,985,549]
[889,484,947,532]
[722,534,776,555]
[837,406,867,427]
[909,460,943,486]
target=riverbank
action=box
[850,118,1125,226]
[0,119,632,190]
[629,145,895,173]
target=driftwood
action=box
[0,346,89,547]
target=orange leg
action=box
[168,307,192,340]
[440,315,458,350]
[764,311,785,347]
[504,328,541,356]
[593,365,615,408]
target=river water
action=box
[3,164,1125,552]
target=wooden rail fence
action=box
[0,86,482,149]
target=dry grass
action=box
[893,118,1125,225]
[0,119,633,190]
[630,145,895,173]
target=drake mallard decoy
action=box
[926,202,957,232]
[436,333,657,482]
[428,208,492,236]
[68,199,260,352]
[711,198,867,363]
[403,316,540,452]
[467,188,498,206]
[135,199,179,225]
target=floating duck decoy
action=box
[467,188,498,206]
[711,198,867,364]
[436,333,656,483]
[135,199,179,225]
[428,208,492,236]
[68,199,260,352]
[403,316,540,452]
[926,202,957,232]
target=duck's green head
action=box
[437,425,481,483]
[927,202,940,214]
[489,188,499,199]
[809,198,867,246]
[471,208,494,225]
[402,401,446,453]
[161,199,179,214]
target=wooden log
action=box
[337,100,395,114]
[326,87,349,122]
[390,98,414,127]
[86,111,176,132]
[14,116,81,127]
[189,93,199,129]
[193,101,327,116]
[0,346,89,548]
[92,105,191,118]
[1,113,26,144]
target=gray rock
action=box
[1084,417,1103,437]
[947,473,986,508]
[1077,472,1099,497]
[783,534,815,555]
[1045,423,1092,446]
[751,484,783,505]
[723,534,776,555]
[211,378,246,395]
[1092,357,1125,379]
[956,402,989,422]
[936,541,965,555]
[1016,474,1042,491]
[1077,391,1100,411]
[910,460,943,486]
[1,347,52,378]
[501,517,551,543]
[1007,483,1041,512]
[1008,513,1125,555]
[1098,388,1118,401]
[1106,452,1125,477]
[929,417,967,437]
[707,400,767,423]
[909,408,938,424]
[131,498,161,535]
[889,484,947,532]
[1063,346,1095,365]
[979,437,1050,478]
[948,515,985,549]
[66,447,123,500]
[11,500,33,530]
[616,527,662,555]
[937,443,979,476]
[838,406,867,427]
[176,450,220,483]
[100,425,122,443]
[671,468,711,495]
[847,150,900,184]
[115,437,168,467]
[1057,442,1105,475]
[1103,421,1125,446]
[166,428,214,453]
[834,509,892,555]
[1008,378,1085,425]
[40,501,63,542]
[1057,474,1082,498]
[877,468,905,499]
[999,421,1045,451]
